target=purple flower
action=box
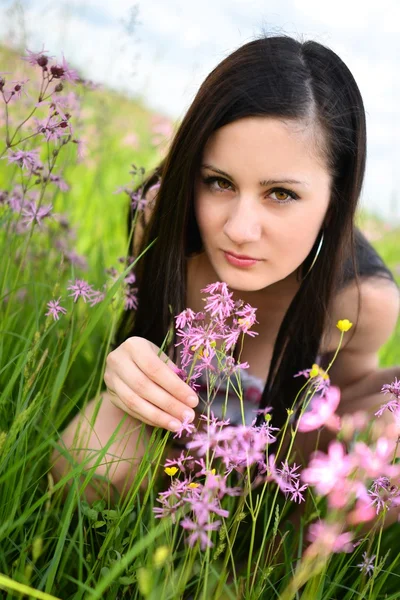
[64,250,88,270]
[175,308,196,329]
[201,282,235,321]
[180,517,221,550]
[45,173,70,192]
[375,377,400,416]
[357,552,377,577]
[301,441,353,496]
[22,46,54,68]
[5,79,30,104]
[235,303,259,334]
[67,278,94,303]
[164,451,195,474]
[5,148,42,172]
[124,272,136,285]
[34,114,73,142]
[367,476,400,514]
[45,297,67,321]
[381,377,400,400]
[50,55,80,84]
[297,386,341,433]
[21,201,53,227]
[88,289,106,307]
[306,520,354,555]
[173,416,197,439]
[124,287,138,310]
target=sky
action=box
[0,0,399,222]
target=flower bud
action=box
[37,55,49,68]
[0,76,5,91]
[54,82,63,92]
[50,65,64,79]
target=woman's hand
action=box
[104,336,199,432]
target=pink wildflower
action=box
[180,517,221,550]
[67,278,94,303]
[235,303,259,335]
[301,440,353,496]
[297,386,341,433]
[367,476,400,515]
[173,416,197,439]
[5,148,42,172]
[201,282,235,321]
[5,79,30,104]
[50,55,80,84]
[306,520,354,556]
[163,451,196,474]
[381,377,400,399]
[124,287,138,310]
[357,552,376,577]
[44,173,70,192]
[352,437,400,479]
[45,297,67,321]
[22,46,54,68]
[175,308,196,329]
[21,201,53,227]
[88,289,106,307]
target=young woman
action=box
[51,34,400,509]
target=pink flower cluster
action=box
[155,286,400,557]
[301,437,400,526]
[174,281,258,392]
[44,278,107,321]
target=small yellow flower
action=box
[153,545,169,568]
[188,482,200,489]
[211,468,216,475]
[336,319,353,332]
[164,466,179,477]
[309,363,330,380]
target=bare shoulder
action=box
[321,276,400,355]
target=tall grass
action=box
[0,44,399,600]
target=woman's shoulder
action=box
[320,274,399,356]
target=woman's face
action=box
[194,116,332,298]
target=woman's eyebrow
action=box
[201,163,309,187]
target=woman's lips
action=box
[223,251,260,268]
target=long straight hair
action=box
[114,34,397,433]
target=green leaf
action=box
[93,520,106,528]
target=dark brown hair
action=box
[114,34,397,433]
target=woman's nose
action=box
[223,202,262,244]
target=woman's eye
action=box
[202,176,298,204]
[271,190,291,202]
[203,176,232,192]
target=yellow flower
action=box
[188,482,199,489]
[211,468,216,475]
[153,545,169,568]
[310,363,330,380]
[336,319,353,332]
[164,466,179,477]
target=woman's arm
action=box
[50,391,155,503]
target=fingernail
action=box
[168,420,182,431]
[183,410,194,422]
[187,395,198,407]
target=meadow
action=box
[0,43,400,599]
